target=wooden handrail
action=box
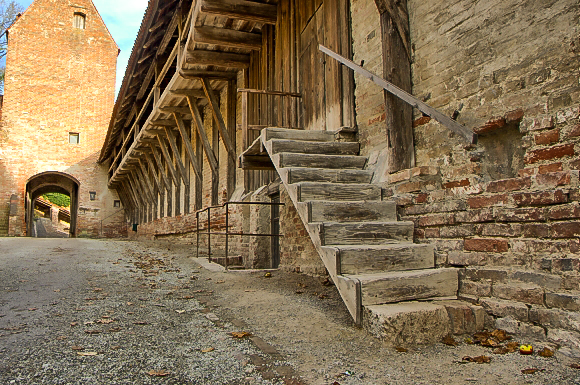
[319,44,477,144]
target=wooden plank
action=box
[164,126,190,186]
[226,79,236,199]
[159,107,192,115]
[239,155,275,170]
[156,134,180,186]
[297,182,381,202]
[173,112,203,182]
[137,62,155,100]
[309,201,396,223]
[200,0,277,24]
[141,157,162,193]
[194,26,262,50]
[237,88,301,97]
[269,139,359,155]
[179,69,237,80]
[201,78,236,163]
[187,96,218,174]
[321,221,413,246]
[136,163,157,206]
[151,119,181,126]
[170,89,206,98]
[186,50,250,68]
[286,168,373,184]
[336,244,434,275]
[319,44,477,144]
[143,29,164,49]
[278,153,366,169]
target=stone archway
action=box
[25,172,80,237]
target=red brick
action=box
[474,117,506,134]
[512,190,568,206]
[464,238,509,252]
[495,207,546,222]
[424,228,441,238]
[522,223,550,238]
[548,204,580,220]
[413,116,431,128]
[443,179,470,189]
[455,208,495,223]
[536,171,571,187]
[568,124,580,138]
[505,108,524,124]
[518,168,537,177]
[524,144,575,164]
[467,194,508,209]
[418,213,455,227]
[534,129,560,145]
[486,177,531,193]
[551,222,580,238]
[538,162,562,174]
[389,169,411,183]
[415,193,429,204]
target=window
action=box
[89,191,96,201]
[69,132,79,144]
[113,200,121,208]
[73,12,86,29]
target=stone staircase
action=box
[250,127,482,344]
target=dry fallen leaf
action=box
[521,368,544,375]
[70,322,78,327]
[395,347,408,353]
[71,346,84,351]
[493,346,509,355]
[481,338,499,347]
[462,355,491,364]
[538,347,554,357]
[201,347,215,353]
[147,369,170,377]
[28,308,37,311]
[175,310,186,314]
[84,329,102,334]
[570,363,580,369]
[491,329,511,342]
[231,331,252,338]
[506,341,520,352]
[77,352,98,356]
[442,335,458,346]
[295,290,304,294]
[126,302,134,306]
[53,289,61,293]
[216,280,225,284]
[97,319,115,324]
[133,321,148,325]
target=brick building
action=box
[0,0,126,237]
[100,0,579,348]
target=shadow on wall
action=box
[0,159,18,235]
[479,123,525,182]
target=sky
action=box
[15,0,148,97]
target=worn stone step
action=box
[363,300,484,344]
[308,201,396,222]
[322,244,434,274]
[264,127,336,142]
[298,183,381,202]
[353,268,459,306]
[319,221,414,245]
[269,139,360,155]
[363,302,452,345]
[278,153,367,169]
[286,168,373,184]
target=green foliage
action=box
[42,193,70,208]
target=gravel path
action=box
[1,238,580,384]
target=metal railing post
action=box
[225,203,229,270]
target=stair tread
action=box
[349,267,458,282]
[269,139,360,155]
[264,127,336,142]
[297,182,381,202]
[323,243,432,251]
[285,168,373,184]
[278,152,367,169]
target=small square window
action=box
[73,12,86,29]
[69,133,79,144]
[113,200,121,208]
[89,191,96,200]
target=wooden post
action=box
[376,0,414,173]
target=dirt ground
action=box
[1,238,580,384]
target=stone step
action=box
[352,268,458,306]
[308,201,396,222]
[322,244,434,274]
[269,139,360,155]
[319,221,414,245]
[297,182,381,202]
[264,127,336,142]
[363,300,484,345]
[286,168,373,184]
[278,153,367,169]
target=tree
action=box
[0,0,24,91]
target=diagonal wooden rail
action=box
[319,44,477,144]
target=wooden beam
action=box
[160,106,192,115]
[143,29,164,50]
[193,26,262,50]
[151,119,181,127]
[164,126,190,186]
[239,155,275,170]
[187,96,218,174]
[173,112,202,183]
[170,89,206,98]
[156,135,180,186]
[179,70,237,80]
[148,146,171,192]
[200,0,277,24]
[137,62,155,100]
[186,50,250,68]
[136,164,157,206]
[201,78,236,163]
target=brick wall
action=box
[0,0,124,237]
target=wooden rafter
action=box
[170,89,206,98]
[179,69,237,80]
[193,26,262,50]
[200,0,277,24]
[187,96,218,174]
[201,78,236,163]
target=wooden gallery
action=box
[100,0,580,345]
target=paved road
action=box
[0,238,294,385]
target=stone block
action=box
[439,301,483,335]
[551,221,580,239]
[492,283,544,305]
[480,298,529,321]
[464,267,509,282]
[511,270,562,291]
[454,208,494,223]
[529,307,580,332]
[418,213,455,227]
[548,204,580,220]
[538,162,563,174]
[512,190,568,206]
[545,293,580,312]
[363,302,451,345]
[494,317,546,340]
[534,129,560,145]
[459,280,492,297]
[464,238,509,253]
[448,251,488,266]
[440,224,475,238]
[494,207,546,222]
[548,329,580,351]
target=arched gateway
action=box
[25,172,80,237]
